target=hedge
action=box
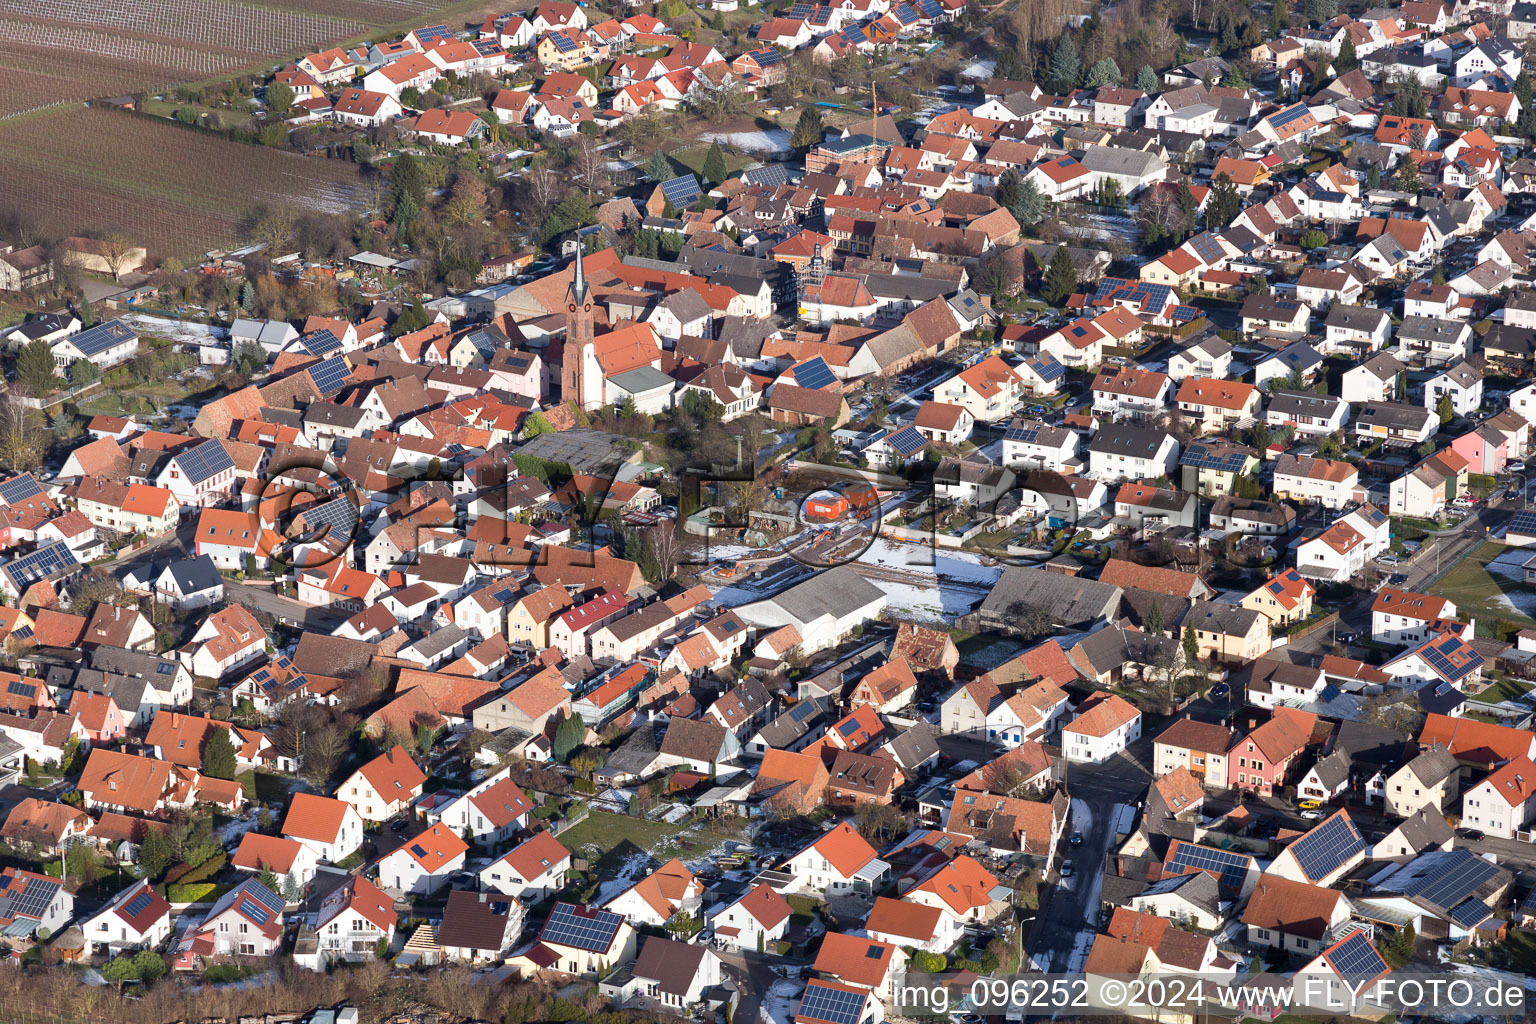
[163,852,226,889]
[167,882,228,904]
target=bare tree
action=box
[0,391,46,473]
[251,208,297,256]
[573,138,611,200]
[98,233,139,281]
[1152,644,1184,701]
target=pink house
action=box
[1451,425,1508,475]
[1233,707,1317,796]
[71,691,126,744]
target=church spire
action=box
[570,238,588,305]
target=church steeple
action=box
[563,239,595,411]
[569,238,588,306]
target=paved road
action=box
[1285,497,1519,660]
[1027,747,1152,973]
[229,580,348,631]
[717,948,789,1024]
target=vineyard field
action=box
[0,108,371,256]
[0,0,479,124]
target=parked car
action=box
[1301,809,1324,820]
[1211,682,1229,698]
[1060,861,1073,878]
[1070,830,1084,846]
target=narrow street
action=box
[1027,745,1153,972]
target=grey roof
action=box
[974,566,1123,631]
[1262,341,1323,372]
[1390,806,1455,854]
[1434,360,1482,389]
[1334,719,1410,766]
[304,402,367,429]
[517,428,636,474]
[608,365,676,396]
[1354,351,1407,382]
[884,721,940,771]
[1397,315,1469,345]
[1184,601,1262,637]
[406,621,466,659]
[755,696,829,748]
[1355,401,1432,431]
[1325,304,1390,332]
[1267,389,1344,418]
[770,566,886,627]
[1308,750,1350,790]
[1088,424,1172,456]
[1077,146,1166,177]
[158,554,222,595]
[1404,744,1459,787]
[1135,868,1220,918]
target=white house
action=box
[82,879,171,956]
[1424,361,1484,419]
[303,874,396,969]
[431,769,533,844]
[281,793,364,864]
[781,822,890,897]
[1459,756,1536,839]
[1061,693,1141,764]
[480,830,571,901]
[376,823,469,895]
[709,882,792,951]
[182,879,283,957]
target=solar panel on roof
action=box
[550,31,578,51]
[301,498,358,537]
[792,356,837,391]
[1287,813,1365,882]
[660,174,702,206]
[1182,444,1250,473]
[0,474,43,506]
[6,680,33,698]
[541,903,623,952]
[415,24,452,42]
[123,892,155,918]
[1511,511,1536,536]
[239,897,271,926]
[68,320,135,358]
[1269,104,1312,129]
[1420,639,1481,682]
[176,440,235,485]
[309,355,350,395]
[837,718,861,737]
[1326,931,1387,978]
[1165,840,1252,889]
[300,329,343,357]
[1448,897,1492,928]
[886,426,927,457]
[4,541,77,589]
[1189,233,1225,263]
[798,984,866,1024]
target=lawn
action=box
[1478,673,1534,705]
[555,812,690,871]
[666,142,757,180]
[1429,541,1536,636]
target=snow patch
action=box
[593,848,652,906]
[700,129,791,153]
[762,976,804,1024]
[121,314,228,345]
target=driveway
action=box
[717,948,789,1024]
[1027,750,1152,972]
[228,580,348,631]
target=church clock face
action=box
[583,303,591,312]
[568,303,577,312]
